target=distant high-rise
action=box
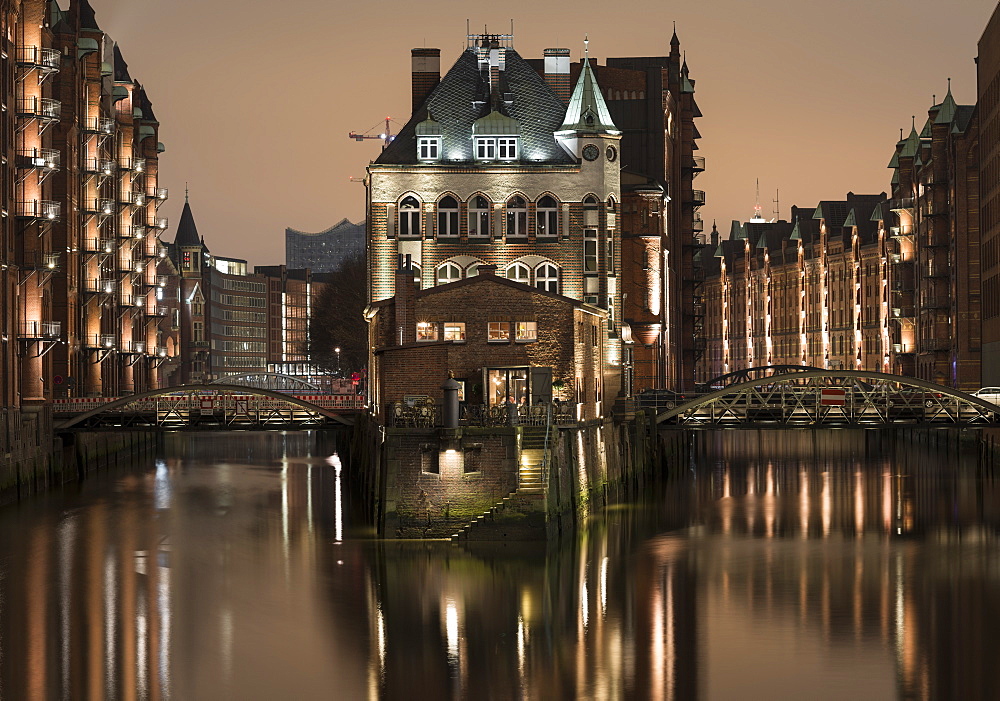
[286,219,365,272]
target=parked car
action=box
[972,387,1000,407]
[636,389,688,411]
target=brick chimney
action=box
[476,264,497,276]
[543,48,571,105]
[411,48,441,112]
[394,255,418,345]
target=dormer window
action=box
[498,137,518,160]
[475,137,497,160]
[417,137,440,161]
[475,137,517,161]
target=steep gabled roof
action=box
[560,58,618,134]
[175,201,201,247]
[113,44,131,82]
[78,0,99,30]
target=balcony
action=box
[119,190,145,207]
[20,250,61,271]
[686,189,706,206]
[889,226,913,239]
[921,338,951,352]
[119,293,144,308]
[157,245,168,259]
[83,238,115,254]
[146,305,168,317]
[889,197,915,212]
[123,157,146,174]
[17,97,60,120]
[121,225,145,240]
[16,200,60,220]
[891,343,915,354]
[148,217,168,232]
[922,296,950,310]
[83,278,117,295]
[686,155,706,172]
[81,116,115,135]
[16,46,61,72]
[17,148,60,171]
[891,306,915,319]
[82,198,115,215]
[19,321,61,339]
[151,346,169,358]
[121,341,146,355]
[83,157,116,176]
[152,187,168,202]
[692,214,704,232]
[85,334,116,349]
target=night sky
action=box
[89,0,997,266]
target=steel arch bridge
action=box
[658,371,1000,428]
[209,372,321,392]
[56,384,353,430]
[697,364,826,391]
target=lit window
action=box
[497,137,518,160]
[468,195,491,237]
[437,196,459,237]
[399,196,421,238]
[488,321,510,342]
[535,263,559,293]
[506,196,527,238]
[417,137,440,161]
[193,321,204,342]
[507,262,530,283]
[515,321,537,342]
[416,322,438,341]
[443,322,466,342]
[475,137,496,160]
[536,196,558,237]
[584,229,598,272]
[436,262,462,285]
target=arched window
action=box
[506,196,527,238]
[411,263,422,286]
[399,196,421,238]
[583,195,599,208]
[535,263,560,293]
[436,262,462,285]
[536,195,558,237]
[606,196,617,212]
[437,196,459,237]
[507,262,531,284]
[468,195,491,238]
[583,194,600,228]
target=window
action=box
[607,196,617,211]
[468,195,491,237]
[443,322,466,342]
[497,137,518,160]
[475,137,496,160]
[416,322,438,341]
[606,231,615,271]
[515,321,537,341]
[536,196,558,237]
[507,262,530,284]
[191,301,204,316]
[411,263,422,286]
[506,196,527,238]
[488,321,510,342]
[399,196,421,237]
[535,263,559,293]
[436,262,462,285]
[417,137,440,161]
[193,321,204,342]
[437,196,459,237]
[584,229,598,272]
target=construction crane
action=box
[348,117,397,149]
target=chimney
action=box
[411,48,441,113]
[394,255,418,345]
[476,264,497,276]
[544,48,571,105]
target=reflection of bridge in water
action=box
[658,370,1000,428]
[55,384,361,429]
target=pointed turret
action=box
[899,119,920,158]
[558,57,619,134]
[934,80,958,125]
[175,200,201,248]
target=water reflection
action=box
[0,430,999,699]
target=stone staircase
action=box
[450,427,549,542]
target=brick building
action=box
[369,263,607,420]
[980,6,1000,384]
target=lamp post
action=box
[335,347,341,377]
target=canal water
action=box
[0,429,998,700]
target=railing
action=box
[688,189,706,206]
[149,218,168,231]
[83,278,117,294]
[889,197,915,211]
[85,334,116,349]
[82,198,115,215]
[83,238,115,254]
[146,306,168,317]
[119,190,145,206]
[83,157,116,175]
[19,250,61,270]
[17,97,60,120]
[891,307,915,319]
[19,321,61,339]
[692,214,704,232]
[122,225,145,240]
[16,46,61,70]
[123,157,146,173]
[891,343,915,354]
[688,155,706,171]
[387,401,577,428]
[17,148,60,170]
[16,200,60,220]
[120,294,144,308]
[922,297,950,310]
[152,187,168,201]
[151,346,169,358]
[921,339,951,352]
[81,116,115,134]
[122,341,146,354]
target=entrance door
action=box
[487,368,530,407]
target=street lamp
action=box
[335,347,341,377]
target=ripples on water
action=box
[0,429,998,700]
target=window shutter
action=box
[493,205,503,241]
[386,204,396,239]
[561,203,570,240]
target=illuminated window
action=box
[535,263,559,293]
[515,321,537,342]
[443,322,466,342]
[488,321,510,342]
[507,262,530,283]
[417,137,440,161]
[497,137,518,160]
[437,196,459,237]
[416,322,438,341]
[399,196,421,237]
[436,262,462,285]
[506,196,527,238]
[468,195,491,237]
[475,137,496,160]
[536,196,558,237]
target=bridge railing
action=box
[53,392,365,415]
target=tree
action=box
[307,254,367,376]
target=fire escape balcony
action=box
[889,197,915,212]
[19,250,61,272]
[16,97,60,133]
[82,237,115,255]
[19,320,61,339]
[121,225,145,240]
[118,189,145,207]
[83,278,117,295]
[685,155,706,174]
[16,199,60,221]
[83,157,116,176]
[889,226,913,239]
[16,46,61,74]
[146,305,168,317]
[891,343,915,354]
[685,189,706,207]
[148,217,168,234]
[119,294,144,308]
[82,198,115,216]
[122,157,146,175]
[17,148,60,172]
[85,334,116,350]
[151,187,168,203]
[891,306,915,320]
[143,275,168,289]
[922,296,950,310]
[692,214,705,232]
[82,116,115,135]
[920,338,951,352]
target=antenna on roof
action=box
[772,189,780,221]
[510,19,514,46]
[752,178,764,221]
[584,34,589,59]
[185,182,189,204]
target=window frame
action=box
[416,321,438,342]
[497,137,518,160]
[584,228,599,273]
[475,137,497,160]
[398,196,421,238]
[417,137,441,161]
[506,196,528,238]
[488,321,511,343]
[443,322,466,342]
[515,321,537,342]
[437,196,459,237]
[507,262,531,284]
[436,262,463,286]
[535,263,560,293]
[468,195,491,238]
[536,196,558,237]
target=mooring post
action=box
[441,371,460,429]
